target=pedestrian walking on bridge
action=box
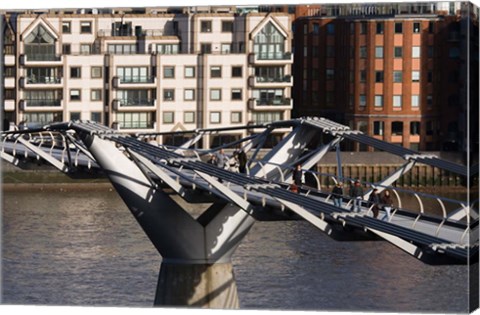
[349,179,364,212]
[331,182,344,208]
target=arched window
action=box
[253,22,285,60]
[24,24,56,61]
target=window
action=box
[360,70,366,83]
[375,46,384,58]
[91,89,102,101]
[117,112,154,129]
[375,71,384,83]
[393,95,402,108]
[200,43,212,54]
[428,46,434,58]
[253,22,285,60]
[373,121,384,135]
[221,43,232,54]
[184,89,195,101]
[163,112,174,124]
[70,89,81,101]
[327,23,335,34]
[326,46,335,57]
[395,22,403,33]
[426,121,434,135]
[392,121,404,135]
[313,23,319,34]
[412,71,420,82]
[393,71,403,83]
[232,66,242,78]
[185,66,195,78]
[201,21,212,32]
[374,95,383,107]
[156,44,179,54]
[222,21,233,32]
[376,22,384,34]
[62,21,71,33]
[210,66,222,78]
[91,112,101,123]
[360,46,367,58]
[80,44,91,55]
[164,66,175,78]
[62,44,71,55]
[252,112,283,124]
[116,90,151,106]
[91,66,102,78]
[359,94,366,107]
[413,22,421,33]
[70,66,81,78]
[163,89,175,101]
[231,89,242,100]
[231,111,242,123]
[326,69,335,80]
[70,112,81,121]
[184,111,195,123]
[427,71,433,83]
[210,89,221,101]
[428,21,434,33]
[360,22,367,34]
[80,21,92,34]
[210,112,221,124]
[410,122,420,135]
[411,95,420,107]
[108,44,137,54]
[117,67,150,83]
[427,95,433,107]
[412,46,421,58]
[394,46,403,58]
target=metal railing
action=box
[118,76,155,84]
[255,52,292,60]
[118,98,155,106]
[256,75,292,83]
[26,76,62,84]
[24,99,62,107]
[255,98,291,106]
[24,54,61,62]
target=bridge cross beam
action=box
[78,132,256,308]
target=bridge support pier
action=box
[155,261,239,308]
[79,133,254,308]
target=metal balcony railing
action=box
[25,54,62,62]
[256,75,292,83]
[118,98,155,106]
[256,52,292,60]
[26,76,62,84]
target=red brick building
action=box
[291,2,477,152]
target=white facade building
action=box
[2,6,293,147]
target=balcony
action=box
[4,100,15,111]
[249,52,293,65]
[112,121,156,132]
[19,99,62,111]
[112,76,157,88]
[98,28,174,37]
[248,97,293,110]
[112,98,156,111]
[20,54,62,66]
[249,75,293,87]
[20,76,62,88]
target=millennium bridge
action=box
[1,117,478,308]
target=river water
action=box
[1,187,473,313]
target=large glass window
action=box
[117,112,154,129]
[253,89,285,105]
[26,67,61,83]
[156,44,179,54]
[116,67,151,83]
[253,22,286,60]
[108,44,137,54]
[255,66,284,82]
[116,90,152,106]
[252,112,283,124]
[24,90,62,106]
[24,24,56,61]
[391,121,404,135]
[373,121,384,135]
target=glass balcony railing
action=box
[26,76,62,84]
[255,98,291,106]
[118,98,155,106]
[25,54,61,62]
[256,75,292,83]
[119,76,155,84]
[256,52,292,60]
[25,99,61,107]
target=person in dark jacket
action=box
[292,164,303,186]
[331,182,344,207]
[380,190,394,221]
[237,149,247,173]
[368,188,380,218]
[349,179,364,212]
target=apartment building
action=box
[292,2,478,152]
[1,6,293,148]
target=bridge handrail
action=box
[251,159,468,210]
